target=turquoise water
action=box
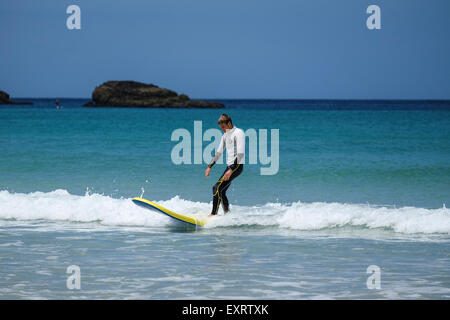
[0,100,449,299]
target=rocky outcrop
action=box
[83,81,224,108]
[0,90,32,105]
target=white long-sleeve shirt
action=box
[210,126,245,167]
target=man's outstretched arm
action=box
[205,135,225,177]
[228,153,244,171]
[229,130,245,171]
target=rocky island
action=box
[83,81,224,108]
[0,90,32,105]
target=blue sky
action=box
[1,0,449,99]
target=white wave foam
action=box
[0,189,449,234]
[0,189,169,227]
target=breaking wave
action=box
[0,189,449,235]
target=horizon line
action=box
[7,97,450,102]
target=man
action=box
[205,114,245,217]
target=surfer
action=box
[205,114,245,216]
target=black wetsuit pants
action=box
[211,164,243,215]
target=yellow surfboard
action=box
[132,197,207,227]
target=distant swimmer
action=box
[205,114,245,217]
[56,98,61,108]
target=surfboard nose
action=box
[131,196,207,228]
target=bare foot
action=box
[208,214,215,217]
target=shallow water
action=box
[0,99,449,299]
[1,220,449,299]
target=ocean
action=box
[0,99,449,299]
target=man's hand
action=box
[205,167,211,177]
[223,169,232,181]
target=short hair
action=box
[218,114,232,125]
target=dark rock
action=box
[83,81,224,108]
[0,90,9,103]
[0,90,32,105]
[83,101,95,107]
